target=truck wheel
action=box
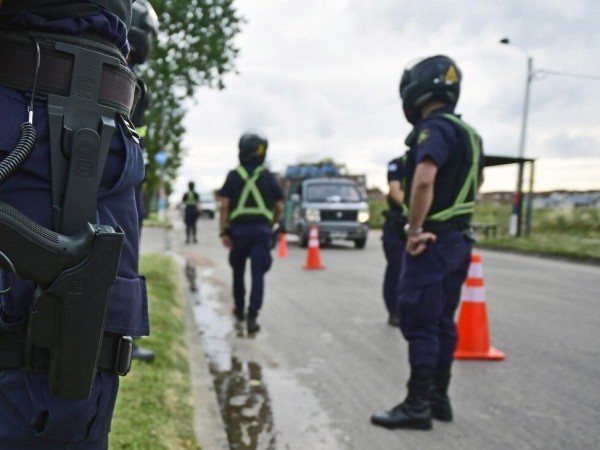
[354,238,366,249]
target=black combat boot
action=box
[132,343,156,362]
[247,317,261,333]
[370,377,432,430]
[430,371,453,421]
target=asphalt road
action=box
[155,215,600,450]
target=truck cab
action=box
[283,177,370,249]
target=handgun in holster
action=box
[0,35,139,400]
[0,202,125,400]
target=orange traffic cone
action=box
[278,232,288,258]
[454,252,505,360]
[303,225,325,270]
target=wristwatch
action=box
[403,223,423,237]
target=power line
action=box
[537,69,600,81]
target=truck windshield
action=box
[306,184,361,202]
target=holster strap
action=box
[0,32,137,117]
[0,332,133,376]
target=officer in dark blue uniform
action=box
[218,132,284,334]
[182,181,201,244]
[0,1,148,448]
[129,0,158,363]
[371,55,485,430]
[381,155,408,327]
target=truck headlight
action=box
[358,208,370,223]
[305,208,321,222]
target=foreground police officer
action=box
[0,1,148,448]
[218,132,284,334]
[381,154,408,327]
[371,55,485,430]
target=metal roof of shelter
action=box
[484,155,535,167]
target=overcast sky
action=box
[173,0,600,198]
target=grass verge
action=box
[110,255,200,450]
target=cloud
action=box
[176,0,600,199]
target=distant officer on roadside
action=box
[371,55,485,430]
[218,132,284,334]
[182,181,201,244]
[381,154,408,326]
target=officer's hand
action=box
[220,235,233,249]
[406,232,436,256]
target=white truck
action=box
[281,164,370,249]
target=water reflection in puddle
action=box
[191,268,276,449]
[190,265,345,450]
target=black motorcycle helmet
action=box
[128,0,159,65]
[238,132,269,164]
[399,55,461,124]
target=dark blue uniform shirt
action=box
[412,105,458,169]
[219,163,284,218]
[0,9,129,55]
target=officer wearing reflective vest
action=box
[129,0,159,234]
[0,1,147,448]
[218,132,284,334]
[372,55,485,431]
[182,181,201,244]
[381,154,408,327]
[128,0,158,363]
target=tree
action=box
[137,0,244,209]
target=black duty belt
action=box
[0,331,133,376]
[0,31,137,117]
[423,221,470,233]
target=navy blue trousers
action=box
[381,220,405,317]
[0,84,147,448]
[184,205,199,241]
[398,230,472,378]
[228,222,273,319]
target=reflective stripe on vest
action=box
[427,113,481,222]
[136,125,148,139]
[229,165,274,221]
[185,191,197,206]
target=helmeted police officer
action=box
[0,1,148,448]
[371,55,485,430]
[218,132,284,334]
[381,154,408,326]
[182,180,200,243]
[128,0,158,363]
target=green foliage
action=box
[368,198,387,229]
[138,0,244,198]
[111,255,200,450]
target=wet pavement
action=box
[144,217,346,450]
[141,216,600,450]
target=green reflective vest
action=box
[229,165,274,222]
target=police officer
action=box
[218,132,284,334]
[381,154,408,327]
[371,55,485,430]
[0,1,148,448]
[129,0,158,363]
[182,181,201,243]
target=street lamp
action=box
[499,37,533,237]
